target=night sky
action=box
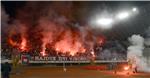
[1,1,150,41]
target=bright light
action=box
[132,7,137,12]
[91,50,96,58]
[124,66,129,71]
[41,52,46,56]
[117,12,129,20]
[96,18,113,26]
[94,18,113,29]
[90,7,139,29]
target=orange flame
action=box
[20,37,27,51]
[8,38,18,46]
[40,51,46,56]
[8,36,27,51]
[54,41,86,56]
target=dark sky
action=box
[1,1,150,41]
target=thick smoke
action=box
[5,2,101,56]
[127,34,150,72]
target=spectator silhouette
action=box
[1,62,12,78]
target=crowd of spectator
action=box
[1,40,127,61]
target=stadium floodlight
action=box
[94,17,113,29]
[132,7,137,12]
[117,12,129,20]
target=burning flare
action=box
[8,35,27,51]
[124,66,129,71]
[20,37,27,51]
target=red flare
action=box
[124,66,130,71]
[20,37,27,51]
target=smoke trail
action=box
[127,34,150,72]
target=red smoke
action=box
[7,2,106,56]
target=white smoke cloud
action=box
[127,34,150,72]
